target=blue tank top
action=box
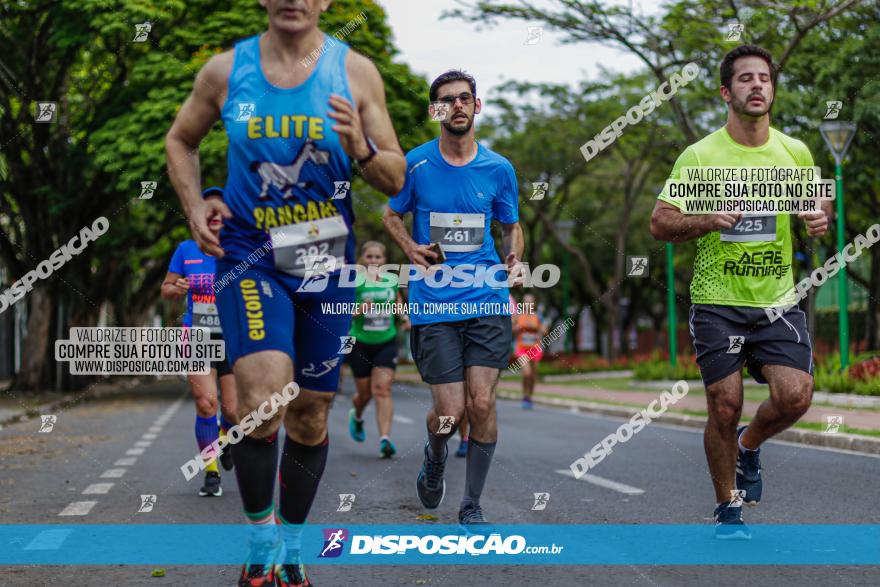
[220,34,356,273]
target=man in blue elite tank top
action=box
[165,1,405,585]
[384,70,525,527]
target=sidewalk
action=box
[501,380,880,432]
[0,377,148,428]
[395,371,880,453]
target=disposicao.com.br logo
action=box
[320,529,563,558]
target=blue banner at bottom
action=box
[1,525,878,565]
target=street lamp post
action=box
[666,243,677,368]
[819,120,857,369]
[554,220,576,353]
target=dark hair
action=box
[429,70,477,102]
[720,45,776,90]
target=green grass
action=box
[538,377,642,391]
[515,377,770,401]
[495,389,880,437]
[511,377,880,412]
[789,420,880,437]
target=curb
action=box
[631,380,880,408]
[0,377,145,429]
[495,390,880,456]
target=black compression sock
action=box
[232,432,279,519]
[278,434,329,524]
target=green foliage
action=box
[3,0,877,390]
[537,353,635,376]
[0,0,431,325]
[814,353,880,395]
[633,354,701,381]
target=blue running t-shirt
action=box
[220,34,355,277]
[389,139,519,325]
[168,240,220,331]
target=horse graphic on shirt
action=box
[250,139,330,199]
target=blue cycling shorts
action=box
[214,260,354,392]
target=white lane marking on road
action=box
[134,440,152,447]
[101,468,127,478]
[148,427,162,433]
[142,433,158,440]
[151,397,184,428]
[24,529,73,550]
[82,482,115,495]
[555,469,645,495]
[115,457,137,466]
[59,501,97,516]
[392,415,414,424]
[126,448,145,456]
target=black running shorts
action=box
[689,304,813,386]
[410,316,512,385]
[211,332,232,377]
[347,338,399,378]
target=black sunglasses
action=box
[436,92,475,105]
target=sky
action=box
[376,0,647,115]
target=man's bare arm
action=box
[382,206,437,268]
[501,222,525,286]
[501,222,524,260]
[341,52,406,195]
[165,52,233,256]
[650,200,740,243]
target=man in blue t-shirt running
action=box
[384,70,525,526]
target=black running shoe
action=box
[736,425,762,505]
[458,503,489,525]
[416,442,446,509]
[238,564,276,587]
[198,471,222,497]
[714,501,751,540]
[275,561,312,586]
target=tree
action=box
[481,73,688,358]
[451,0,868,356]
[0,0,431,391]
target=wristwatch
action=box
[355,138,378,170]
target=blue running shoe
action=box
[416,442,447,509]
[736,425,762,505]
[238,528,281,586]
[522,397,533,410]
[714,501,751,540]
[348,408,365,443]
[455,437,468,458]
[379,437,396,458]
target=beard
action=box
[441,115,473,135]
[731,92,772,117]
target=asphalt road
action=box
[1,377,877,586]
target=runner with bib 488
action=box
[161,187,239,499]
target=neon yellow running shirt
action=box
[658,127,814,308]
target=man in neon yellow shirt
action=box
[650,45,831,539]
